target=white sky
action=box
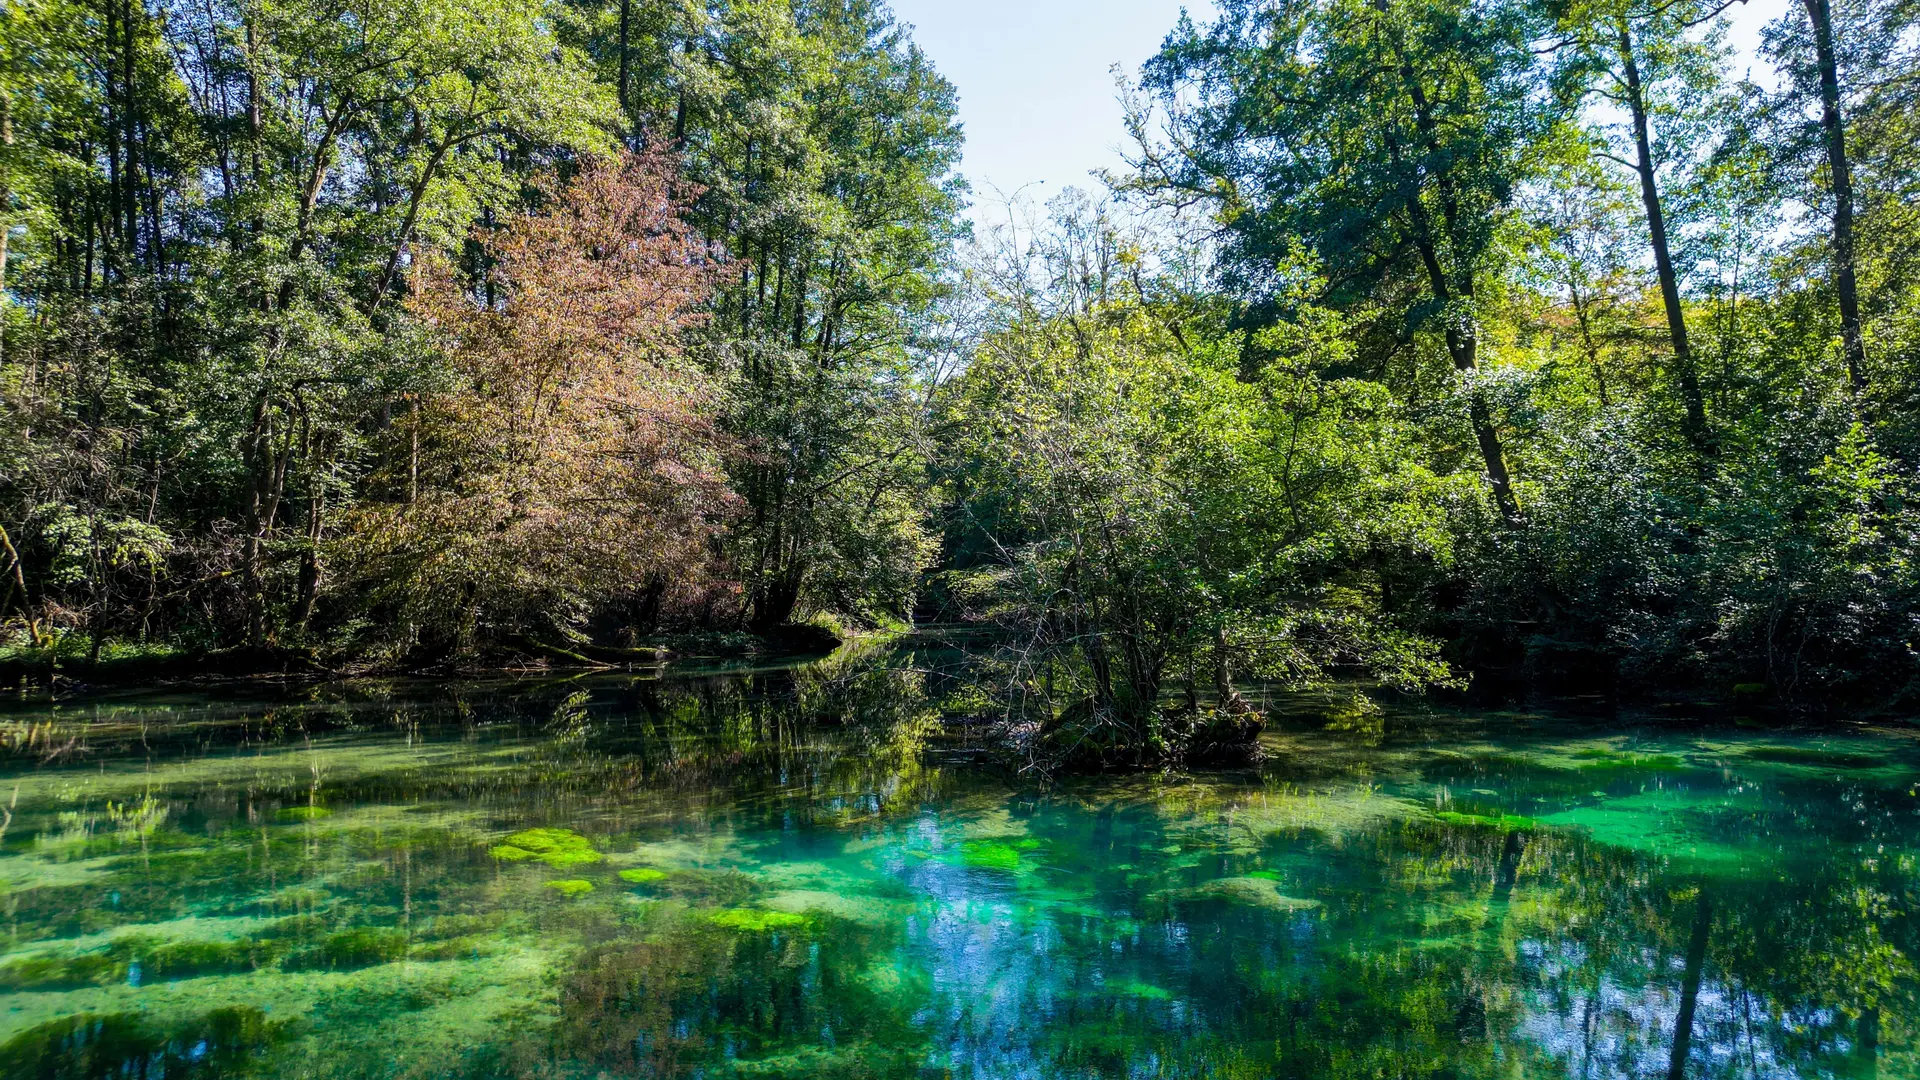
[888,0,1792,221]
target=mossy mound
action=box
[545,880,594,896]
[488,828,604,870]
[617,868,668,885]
[706,908,810,932]
[957,837,1041,871]
[275,806,333,822]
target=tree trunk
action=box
[240,394,272,644]
[0,84,12,366]
[1666,892,1712,1080]
[1388,130,1522,526]
[0,522,43,646]
[1803,0,1867,393]
[617,0,632,141]
[1856,1006,1879,1079]
[372,135,459,307]
[1619,24,1711,455]
[292,483,323,630]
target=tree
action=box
[940,208,1461,767]
[1548,0,1736,456]
[335,152,732,660]
[1133,0,1560,526]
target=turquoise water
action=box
[0,650,1914,1078]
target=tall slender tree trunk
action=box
[0,84,12,366]
[1386,129,1522,526]
[1619,24,1711,455]
[1803,0,1867,393]
[1666,892,1712,1080]
[617,0,632,143]
[120,0,139,259]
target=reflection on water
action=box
[0,645,1913,1079]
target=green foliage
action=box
[939,206,1462,766]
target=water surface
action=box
[0,649,1914,1078]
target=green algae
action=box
[957,838,1023,870]
[545,879,594,896]
[706,907,810,932]
[275,805,332,821]
[616,867,668,884]
[488,827,604,869]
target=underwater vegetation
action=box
[488,828,604,870]
[0,672,1912,1078]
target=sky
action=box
[887,0,1791,221]
[886,0,1218,216]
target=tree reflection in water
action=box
[0,647,1911,1078]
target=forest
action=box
[0,0,1915,756]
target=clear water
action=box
[0,647,1914,1079]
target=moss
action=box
[545,879,595,896]
[617,867,668,885]
[488,828,604,869]
[276,805,333,821]
[957,839,1027,871]
[706,908,810,932]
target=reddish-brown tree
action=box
[340,151,737,657]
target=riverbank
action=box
[0,622,853,692]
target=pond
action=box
[0,644,1913,1079]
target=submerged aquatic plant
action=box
[1433,811,1541,831]
[547,880,595,896]
[489,828,604,869]
[618,868,668,884]
[957,837,1042,871]
[706,908,810,932]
